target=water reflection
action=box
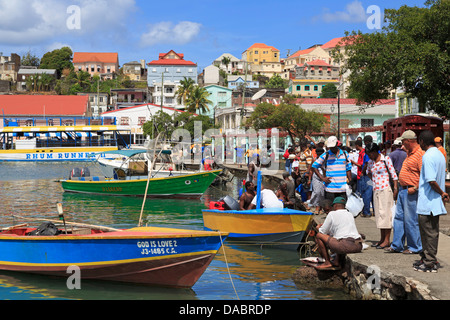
[0,163,352,300]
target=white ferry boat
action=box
[0,118,131,162]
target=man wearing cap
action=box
[385,130,424,254]
[312,136,353,202]
[435,137,447,170]
[389,138,407,175]
[414,130,449,272]
[314,197,363,270]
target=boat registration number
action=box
[102,187,123,192]
[137,240,178,255]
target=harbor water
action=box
[0,162,351,300]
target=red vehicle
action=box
[383,114,444,142]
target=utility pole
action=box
[161,72,164,112]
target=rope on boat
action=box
[219,232,240,300]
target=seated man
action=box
[249,186,284,209]
[239,181,256,210]
[314,197,362,270]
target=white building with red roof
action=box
[147,50,198,109]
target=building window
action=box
[296,85,301,91]
[361,119,374,127]
[314,85,319,91]
[304,85,310,91]
[138,117,146,126]
[120,117,130,125]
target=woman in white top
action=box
[366,143,398,249]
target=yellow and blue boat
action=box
[202,171,314,250]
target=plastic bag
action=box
[346,193,364,217]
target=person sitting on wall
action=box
[313,197,363,270]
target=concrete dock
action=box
[220,163,450,300]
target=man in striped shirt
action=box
[312,136,353,201]
[386,130,424,254]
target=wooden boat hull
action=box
[61,170,222,198]
[202,208,314,250]
[0,226,227,288]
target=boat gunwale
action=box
[61,169,222,184]
[202,208,314,216]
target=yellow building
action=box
[242,43,280,66]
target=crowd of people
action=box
[241,130,449,273]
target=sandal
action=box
[384,247,401,253]
[402,249,418,254]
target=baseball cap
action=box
[393,138,402,146]
[399,130,417,140]
[326,136,338,148]
[332,197,346,205]
[435,137,443,143]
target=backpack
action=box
[27,222,61,236]
[322,150,349,177]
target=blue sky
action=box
[0,0,427,71]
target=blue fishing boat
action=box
[0,221,227,288]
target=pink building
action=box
[73,52,119,79]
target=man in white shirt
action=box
[314,197,362,270]
[249,187,284,209]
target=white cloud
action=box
[140,21,202,47]
[319,1,368,23]
[0,0,137,46]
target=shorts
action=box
[327,237,362,255]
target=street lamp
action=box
[337,81,343,141]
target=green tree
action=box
[333,0,450,116]
[142,111,176,140]
[185,86,212,114]
[40,47,74,78]
[21,51,40,67]
[176,77,195,105]
[174,112,217,138]
[38,73,55,92]
[265,74,287,89]
[320,83,338,98]
[246,102,327,142]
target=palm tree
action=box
[176,77,195,105]
[74,70,91,90]
[221,56,231,73]
[38,73,55,92]
[186,86,212,114]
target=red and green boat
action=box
[61,170,222,198]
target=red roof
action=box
[245,43,280,52]
[147,59,196,66]
[296,98,396,105]
[321,36,359,49]
[288,47,315,59]
[102,103,196,116]
[304,59,332,67]
[73,52,119,64]
[148,50,196,67]
[0,95,89,116]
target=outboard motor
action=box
[81,167,91,177]
[70,168,82,179]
